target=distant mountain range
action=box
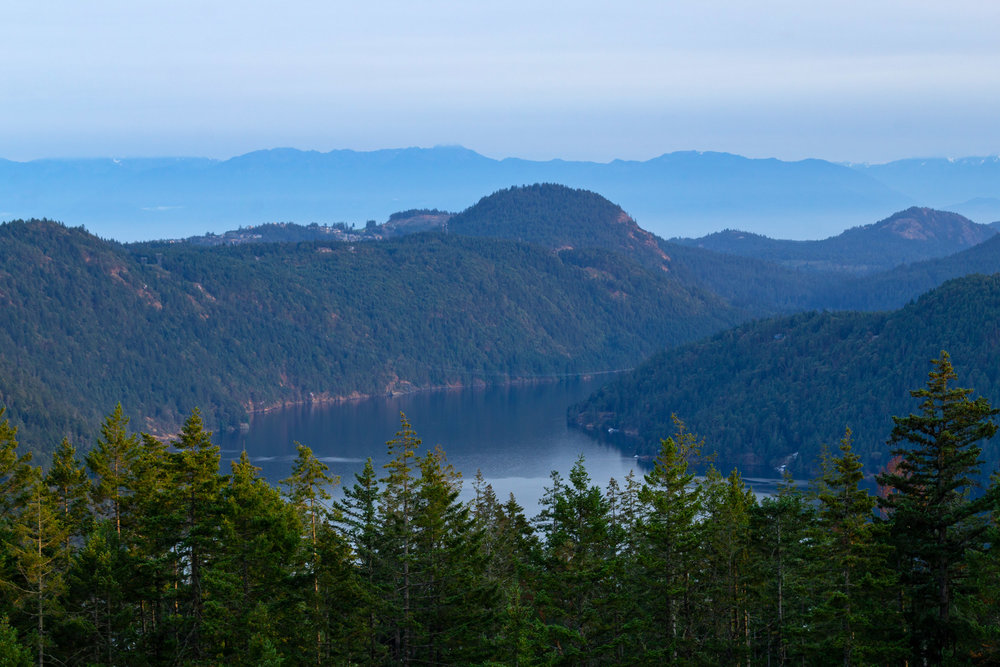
[3,146,999,242]
[850,157,1000,221]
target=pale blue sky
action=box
[3,1,999,163]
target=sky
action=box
[2,1,1000,164]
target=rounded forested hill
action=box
[447,184,673,272]
[570,273,1000,477]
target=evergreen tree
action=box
[749,474,814,666]
[59,520,133,665]
[533,456,615,663]
[411,445,497,664]
[877,351,999,663]
[637,422,705,662]
[168,409,224,663]
[86,404,141,538]
[810,429,900,665]
[696,468,756,665]
[490,493,539,666]
[208,451,301,662]
[43,438,91,562]
[380,413,421,665]
[0,615,32,666]
[8,472,70,666]
[0,410,34,623]
[0,409,33,522]
[333,457,388,664]
[281,442,338,664]
[602,474,643,663]
[127,432,174,661]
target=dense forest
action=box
[0,352,997,664]
[572,273,1000,476]
[0,215,737,457]
[5,183,1000,470]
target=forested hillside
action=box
[447,183,672,271]
[571,273,1000,476]
[673,207,996,274]
[818,233,1000,310]
[0,218,738,456]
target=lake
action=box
[215,377,644,518]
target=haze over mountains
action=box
[3,146,1000,242]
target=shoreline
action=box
[239,369,631,425]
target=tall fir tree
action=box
[59,520,133,665]
[0,409,33,523]
[877,351,1000,663]
[168,409,224,663]
[207,451,301,663]
[43,438,91,562]
[696,467,756,665]
[533,456,615,664]
[8,471,70,666]
[810,429,901,665]
[281,443,338,664]
[380,413,421,665]
[333,457,388,664]
[749,474,815,666]
[411,445,497,664]
[86,404,141,538]
[637,421,705,662]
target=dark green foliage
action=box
[749,477,815,665]
[0,386,997,663]
[281,443,339,664]
[58,521,133,665]
[877,352,999,663]
[572,273,1000,476]
[809,430,901,664]
[333,458,389,663]
[695,468,756,664]
[637,419,705,661]
[207,452,302,662]
[448,183,668,269]
[0,217,740,456]
[532,457,619,663]
[86,404,141,538]
[0,615,31,666]
[0,411,33,522]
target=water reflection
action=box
[215,378,643,517]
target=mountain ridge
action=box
[673,207,996,274]
[0,146,914,242]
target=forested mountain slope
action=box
[673,207,996,274]
[571,273,1000,476]
[817,232,1000,310]
[447,183,673,272]
[0,218,739,456]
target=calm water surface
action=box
[215,378,643,517]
